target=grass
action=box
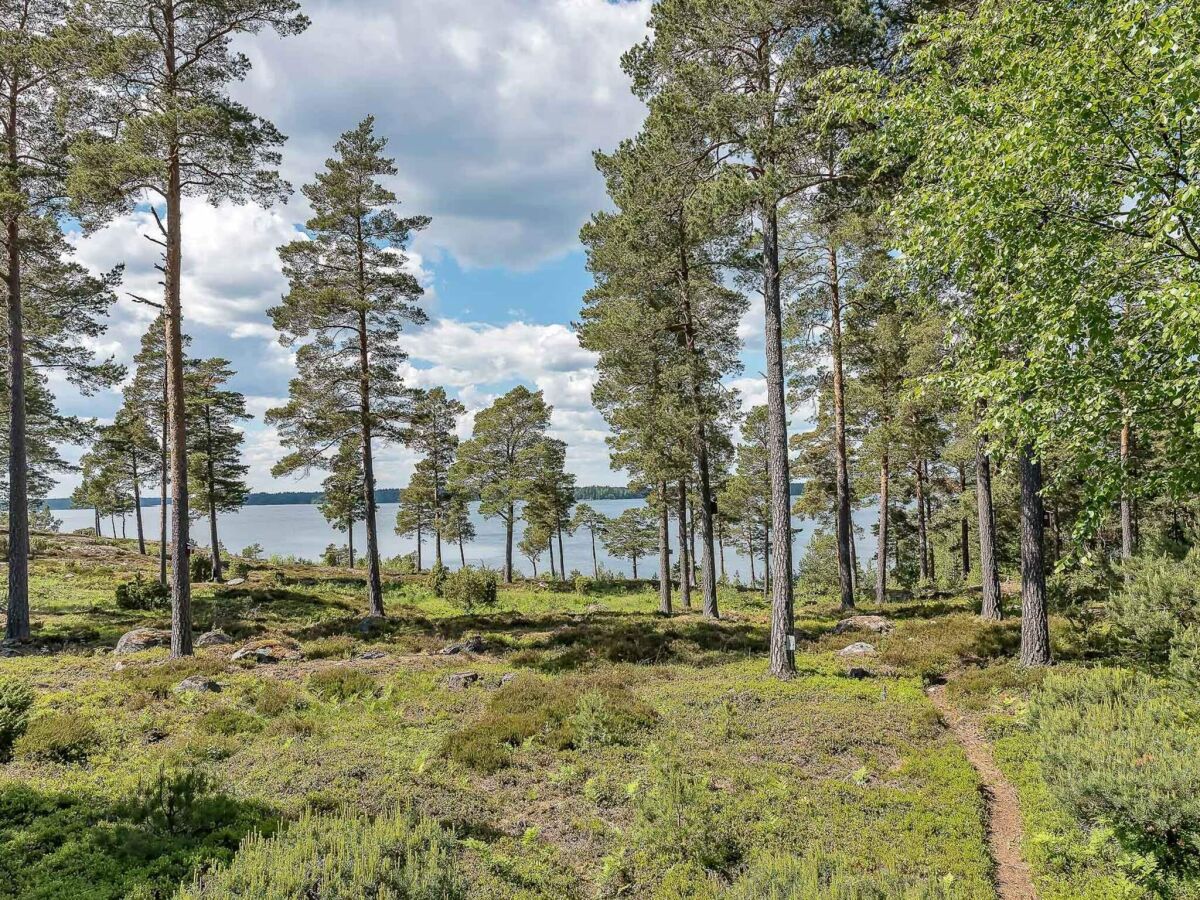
[0,532,1175,898]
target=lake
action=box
[55,499,880,582]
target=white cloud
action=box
[236,0,651,268]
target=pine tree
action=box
[73,0,306,655]
[94,410,161,555]
[581,108,744,619]
[268,117,429,618]
[394,461,437,573]
[442,491,475,568]
[318,438,366,568]
[570,504,609,579]
[521,438,575,580]
[124,315,189,584]
[409,387,465,567]
[450,387,551,583]
[601,507,656,580]
[185,358,250,583]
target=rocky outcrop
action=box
[114,628,171,654]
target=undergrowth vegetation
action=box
[2,537,1198,898]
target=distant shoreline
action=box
[45,483,804,510]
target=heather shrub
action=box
[115,575,171,611]
[1031,668,1200,867]
[442,566,497,612]
[0,677,33,761]
[176,808,462,899]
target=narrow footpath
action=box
[927,685,1038,900]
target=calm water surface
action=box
[56,499,879,582]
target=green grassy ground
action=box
[0,534,1146,898]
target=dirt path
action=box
[927,685,1037,900]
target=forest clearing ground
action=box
[927,683,1037,900]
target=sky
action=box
[52,0,774,496]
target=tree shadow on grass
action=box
[0,779,276,900]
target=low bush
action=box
[228,559,251,580]
[254,682,307,717]
[198,707,262,737]
[14,712,99,764]
[177,808,462,899]
[0,677,34,761]
[190,553,214,583]
[303,635,356,660]
[444,675,656,772]
[1110,550,1200,685]
[426,561,449,597]
[443,566,498,612]
[1031,668,1200,868]
[240,543,263,560]
[725,851,966,899]
[307,667,378,702]
[115,574,171,611]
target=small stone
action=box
[113,660,127,671]
[196,629,234,648]
[175,675,221,694]
[833,615,893,635]
[358,650,387,660]
[837,642,876,657]
[439,634,485,655]
[447,672,480,691]
[500,673,517,686]
[225,578,246,586]
[115,628,171,654]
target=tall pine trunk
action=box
[958,465,970,576]
[658,483,672,614]
[916,460,929,583]
[358,309,384,618]
[631,552,638,580]
[348,519,355,568]
[504,504,514,582]
[557,525,565,580]
[159,386,168,585]
[828,247,855,612]
[590,528,598,579]
[165,137,193,657]
[5,143,29,641]
[1018,447,1051,666]
[677,479,692,610]
[205,407,222,582]
[547,533,555,580]
[415,524,423,573]
[763,205,795,675]
[458,533,465,568]
[976,434,1002,620]
[677,230,719,616]
[132,455,146,555]
[876,447,889,605]
[1120,420,1136,561]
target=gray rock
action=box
[196,629,234,648]
[231,642,302,664]
[115,628,171,654]
[358,650,387,660]
[224,578,246,586]
[500,673,517,686]
[837,642,877,657]
[447,672,480,691]
[175,675,221,694]
[833,615,893,635]
[439,634,485,655]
